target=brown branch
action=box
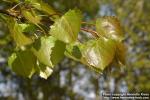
[80,28,99,38]
[10,2,23,10]
[0,10,14,17]
[0,9,20,19]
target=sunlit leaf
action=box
[8,50,36,78]
[21,9,41,25]
[31,36,66,68]
[19,24,29,31]
[8,53,16,68]
[82,37,116,72]
[19,23,37,33]
[7,18,33,46]
[31,36,55,67]
[37,63,53,79]
[49,9,82,43]
[96,16,124,41]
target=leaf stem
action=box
[0,9,18,18]
[82,21,95,26]
[10,2,23,10]
[80,28,99,38]
[49,13,62,17]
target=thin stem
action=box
[82,21,95,26]
[10,2,23,10]
[0,9,18,18]
[80,28,99,38]
[49,13,62,17]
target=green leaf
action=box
[21,9,41,25]
[49,9,82,43]
[39,66,53,79]
[25,0,59,20]
[8,50,36,78]
[96,16,124,41]
[37,63,53,79]
[31,36,66,68]
[82,37,116,72]
[50,40,66,65]
[7,18,33,46]
[19,24,37,33]
[31,36,55,67]
[8,53,16,68]
[65,42,83,61]
[19,24,29,31]
[29,0,56,15]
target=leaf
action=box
[96,16,124,41]
[19,24,37,33]
[21,9,41,25]
[8,50,36,78]
[25,0,59,20]
[31,36,66,68]
[65,42,83,61]
[50,40,66,65]
[82,37,116,72]
[7,18,33,46]
[29,0,56,15]
[37,63,53,79]
[39,66,53,79]
[19,24,29,31]
[25,0,58,20]
[116,42,126,65]
[31,36,55,67]
[49,9,82,43]
[8,53,16,68]
[21,9,46,33]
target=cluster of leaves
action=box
[0,0,126,79]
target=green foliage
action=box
[8,50,36,78]
[27,0,56,15]
[65,42,83,61]
[31,36,65,68]
[7,18,33,46]
[36,63,53,79]
[82,38,116,72]
[0,0,126,79]
[21,9,41,25]
[96,16,124,41]
[49,9,82,43]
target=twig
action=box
[82,21,95,26]
[0,9,18,18]
[10,2,23,10]
[80,28,99,38]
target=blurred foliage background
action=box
[0,0,150,100]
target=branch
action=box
[0,9,20,19]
